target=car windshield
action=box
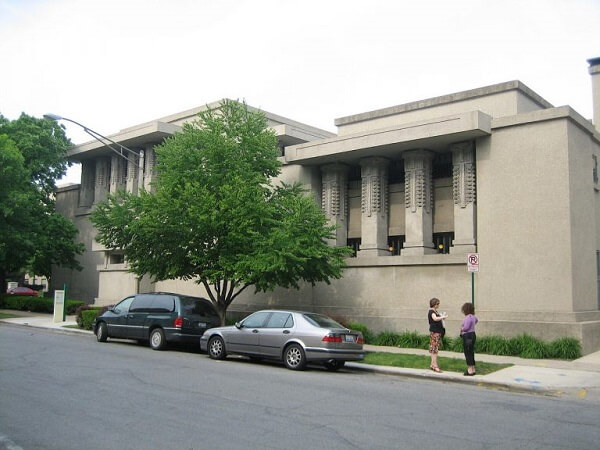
[303,313,346,329]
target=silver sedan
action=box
[200,310,364,371]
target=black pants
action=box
[462,332,476,366]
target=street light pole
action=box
[44,113,145,192]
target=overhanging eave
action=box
[67,121,182,161]
[284,110,491,165]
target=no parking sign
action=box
[467,253,479,272]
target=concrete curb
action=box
[345,362,563,396]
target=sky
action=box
[1,0,599,185]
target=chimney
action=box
[589,57,600,132]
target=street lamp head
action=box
[44,113,63,121]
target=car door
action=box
[107,296,134,338]
[226,311,270,355]
[258,312,294,358]
[125,294,154,339]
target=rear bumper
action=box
[164,329,204,344]
[304,347,365,362]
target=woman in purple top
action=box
[460,302,478,376]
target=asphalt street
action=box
[1,325,600,450]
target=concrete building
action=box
[54,59,600,354]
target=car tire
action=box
[284,343,306,371]
[149,328,166,351]
[96,322,108,342]
[208,336,227,360]
[324,360,345,371]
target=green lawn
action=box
[363,352,512,375]
[0,312,22,319]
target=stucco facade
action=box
[54,61,600,354]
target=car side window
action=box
[266,312,293,328]
[130,294,155,312]
[242,312,270,328]
[113,297,134,315]
[151,295,175,313]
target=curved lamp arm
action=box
[44,113,142,167]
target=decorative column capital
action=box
[450,141,476,208]
[402,149,434,213]
[359,157,389,217]
[321,163,349,219]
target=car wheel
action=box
[284,344,306,370]
[96,322,108,342]
[208,336,227,360]
[324,360,345,371]
[149,328,166,350]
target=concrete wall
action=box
[566,120,599,312]
[336,84,548,136]
[53,186,102,303]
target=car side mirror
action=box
[235,322,242,329]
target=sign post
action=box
[53,290,65,323]
[467,253,479,307]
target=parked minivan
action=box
[93,292,220,350]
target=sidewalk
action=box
[2,309,600,400]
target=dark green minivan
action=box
[93,292,220,350]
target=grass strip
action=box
[363,352,512,375]
[0,312,22,319]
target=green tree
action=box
[0,114,84,291]
[92,100,350,324]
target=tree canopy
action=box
[91,100,350,323]
[0,114,84,290]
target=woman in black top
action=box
[428,297,447,372]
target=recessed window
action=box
[433,232,454,254]
[388,235,405,255]
[109,253,125,265]
[347,238,361,257]
[433,152,453,179]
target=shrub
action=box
[394,331,425,349]
[373,331,402,346]
[477,335,515,356]
[447,336,464,353]
[346,321,375,344]
[0,295,84,314]
[547,337,582,360]
[81,309,102,330]
[76,304,107,329]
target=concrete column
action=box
[321,163,349,247]
[109,155,127,193]
[94,157,110,204]
[126,154,139,195]
[143,145,156,192]
[79,159,95,207]
[402,150,436,255]
[358,157,390,257]
[588,57,600,132]
[450,142,477,254]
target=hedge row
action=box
[346,322,582,360]
[0,295,85,315]
[75,305,108,330]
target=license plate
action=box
[344,335,355,343]
[198,322,207,328]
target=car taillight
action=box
[322,334,342,343]
[357,336,364,344]
[174,317,183,329]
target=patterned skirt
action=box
[429,332,442,354]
